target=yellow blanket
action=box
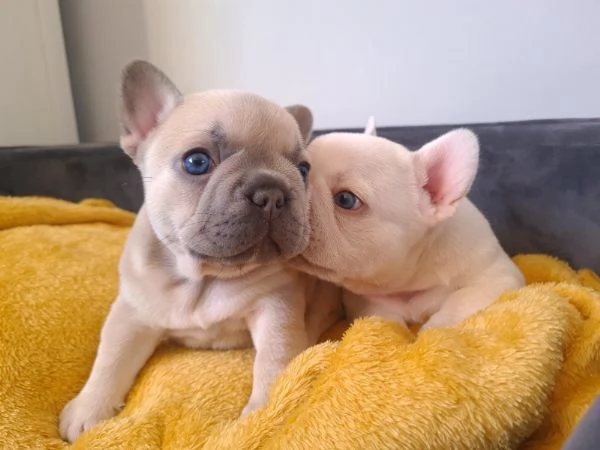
[1,196,599,449]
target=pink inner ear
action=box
[416,128,479,221]
[423,154,448,205]
[136,112,158,140]
[125,82,178,144]
[130,90,164,140]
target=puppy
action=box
[293,118,524,331]
[59,60,341,442]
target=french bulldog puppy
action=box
[59,60,341,442]
[293,118,524,331]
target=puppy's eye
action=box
[298,162,310,181]
[334,191,362,210]
[182,149,213,175]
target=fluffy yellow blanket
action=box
[1,196,599,449]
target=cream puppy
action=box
[293,119,524,331]
[59,61,341,442]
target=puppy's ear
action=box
[119,60,182,159]
[413,128,479,223]
[364,116,377,136]
[286,105,313,144]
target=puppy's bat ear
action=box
[286,105,313,144]
[413,128,479,223]
[119,60,182,159]
[364,116,377,136]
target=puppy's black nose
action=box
[244,173,290,219]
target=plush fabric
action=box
[1,196,599,449]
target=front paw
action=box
[59,393,122,443]
[420,315,457,333]
[240,397,266,418]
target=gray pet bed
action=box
[1,118,598,271]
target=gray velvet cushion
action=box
[1,118,599,272]
[0,144,143,212]
[563,397,600,450]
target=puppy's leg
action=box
[59,298,163,442]
[242,291,308,417]
[421,275,523,331]
[344,290,409,327]
[305,280,343,345]
[422,257,524,331]
[419,285,496,331]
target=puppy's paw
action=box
[420,315,457,333]
[240,398,266,418]
[59,393,122,443]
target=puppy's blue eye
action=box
[298,162,310,181]
[334,191,362,210]
[183,150,212,175]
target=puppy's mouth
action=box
[187,235,284,267]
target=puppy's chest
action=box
[164,281,255,350]
[142,270,293,350]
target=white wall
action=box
[62,0,600,142]
[0,0,77,146]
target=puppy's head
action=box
[119,60,313,276]
[295,120,479,292]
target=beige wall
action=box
[0,0,77,146]
[59,0,148,143]
[61,0,600,143]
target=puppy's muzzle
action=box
[182,168,307,266]
[244,172,290,220]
